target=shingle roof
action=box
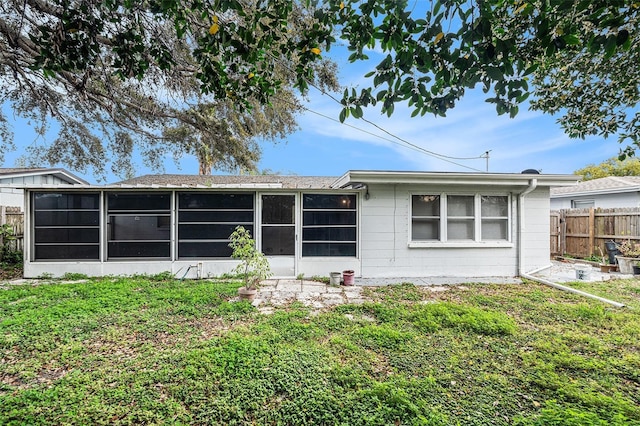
[551,176,640,196]
[0,167,52,175]
[113,174,338,189]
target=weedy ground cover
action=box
[1,277,638,425]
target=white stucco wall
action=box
[23,183,554,279]
[551,192,640,210]
[358,183,550,278]
[0,188,25,209]
[519,187,551,273]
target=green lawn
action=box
[1,275,639,425]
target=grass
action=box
[1,276,639,425]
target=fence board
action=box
[551,207,640,258]
[1,206,24,253]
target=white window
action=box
[571,199,594,209]
[411,194,510,245]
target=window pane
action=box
[412,195,440,216]
[108,242,170,258]
[412,219,439,240]
[33,192,101,261]
[262,195,295,224]
[108,193,170,211]
[179,211,253,223]
[302,243,356,257]
[303,211,356,226]
[34,193,99,209]
[262,226,295,255]
[303,227,356,242]
[482,219,508,240]
[35,245,100,260]
[35,211,99,226]
[179,224,253,240]
[303,194,355,209]
[572,200,595,209]
[302,193,357,258]
[179,193,253,209]
[35,228,100,243]
[448,219,474,240]
[481,196,508,217]
[109,215,170,240]
[179,242,233,258]
[447,195,474,216]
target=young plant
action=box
[0,224,16,262]
[228,226,271,290]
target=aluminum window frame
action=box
[301,193,358,257]
[176,192,255,259]
[31,191,101,261]
[409,192,512,247]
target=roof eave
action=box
[0,168,88,185]
[332,170,579,189]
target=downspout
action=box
[518,178,537,276]
[518,179,625,308]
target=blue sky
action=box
[1,39,624,185]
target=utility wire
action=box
[216,12,487,171]
[280,97,484,172]
[275,55,486,170]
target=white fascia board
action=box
[332,170,578,189]
[19,183,286,190]
[9,183,96,189]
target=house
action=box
[550,176,640,210]
[20,170,577,279]
[0,168,88,208]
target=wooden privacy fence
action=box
[551,207,640,259]
[0,206,24,253]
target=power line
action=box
[276,69,486,170]
[214,11,488,170]
[286,98,484,172]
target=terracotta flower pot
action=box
[238,287,258,301]
[342,270,355,286]
[600,264,612,273]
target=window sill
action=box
[408,241,513,249]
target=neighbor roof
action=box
[551,176,640,198]
[113,174,338,189]
[0,167,89,185]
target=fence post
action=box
[0,205,5,250]
[560,209,566,256]
[588,207,595,256]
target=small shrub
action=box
[410,302,517,335]
[228,226,271,289]
[353,324,415,350]
[61,272,90,280]
[310,275,330,284]
[149,271,175,281]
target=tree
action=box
[0,0,337,178]
[2,0,638,175]
[575,156,640,181]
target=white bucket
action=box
[329,272,342,286]
[574,265,591,280]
